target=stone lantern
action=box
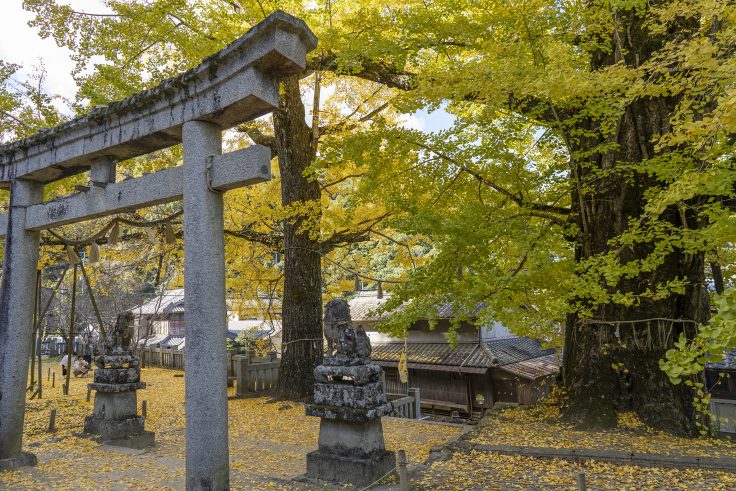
[306,299,395,487]
[84,313,154,448]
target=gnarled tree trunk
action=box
[561,11,707,435]
[274,75,324,399]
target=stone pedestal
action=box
[0,452,38,472]
[84,348,154,449]
[306,364,395,487]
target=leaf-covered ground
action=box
[472,402,736,457]
[414,402,736,490]
[6,363,736,490]
[0,363,461,490]
[416,451,736,490]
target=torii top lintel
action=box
[0,10,317,189]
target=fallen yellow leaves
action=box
[1,361,461,490]
[472,402,736,458]
[416,450,736,490]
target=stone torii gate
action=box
[0,11,316,489]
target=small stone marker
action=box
[306,299,395,487]
[577,472,587,491]
[47,367,51,381]
[51,372,55,388]
[47,410,56,433]
[398,449,409,491]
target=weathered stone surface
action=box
[84,415,145,441]
[313,381,387,409]
[89,382,146,393]
[306,402,393,422]
[182,119,230,491]
[0,9,317,485]
[0,452,38,471]
[313,364,383,385]
[306,298,395,485]
[323,299,372,364]
[0,10,317,186]
[317,419,387,457]
[104,431,155,450]
[0,145,271,238]
[0,180,43,462]
[306,449,396,487]
[91,391,138,421]
[94,367,140,384]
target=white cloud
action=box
[399,114,426,131]
[0,1,82,101]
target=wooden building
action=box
[706,351,736,435]
[132,289,282,349]
[349,291,561,416]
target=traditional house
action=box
[706,351,736,435]
[348,291,561,416]
[132,289,282,349]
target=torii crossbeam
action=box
[0,11,316,490]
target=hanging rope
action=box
[45,209,183,247]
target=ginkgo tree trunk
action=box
[334,0,735,435]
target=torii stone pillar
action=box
[182,120,230,489]
[0,10,317,483]
[0,179,43,470]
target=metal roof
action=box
[136,334,169,347]
[131,289,281,317]
[500,353,561,380]
[484,337,555,366]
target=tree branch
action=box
[312,53,415,91]
[236,123,277,159]
[405,138,571,216]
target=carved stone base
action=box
[313,381,387,409]
[104,431,155,449]
[306,449,395,487]
[306,402,393,422]
[0,452,38,471]
[84,415,145,441]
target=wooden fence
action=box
[133,346,422,420]
[42,340,83,357]
[136,346,187,370]
[233,351,280,395]
[388,388,422,419]
[135,347,239,385]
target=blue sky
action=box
[0,0,454,132]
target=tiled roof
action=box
[484,337,555,366]
[372,339,559,379]
[160,335,185,348]
[372,342,494,372]
[500,353,561,380]
[348,291,485,322]
[349,292,394,322]
[706,349,736,371]
[132,289,185,315]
